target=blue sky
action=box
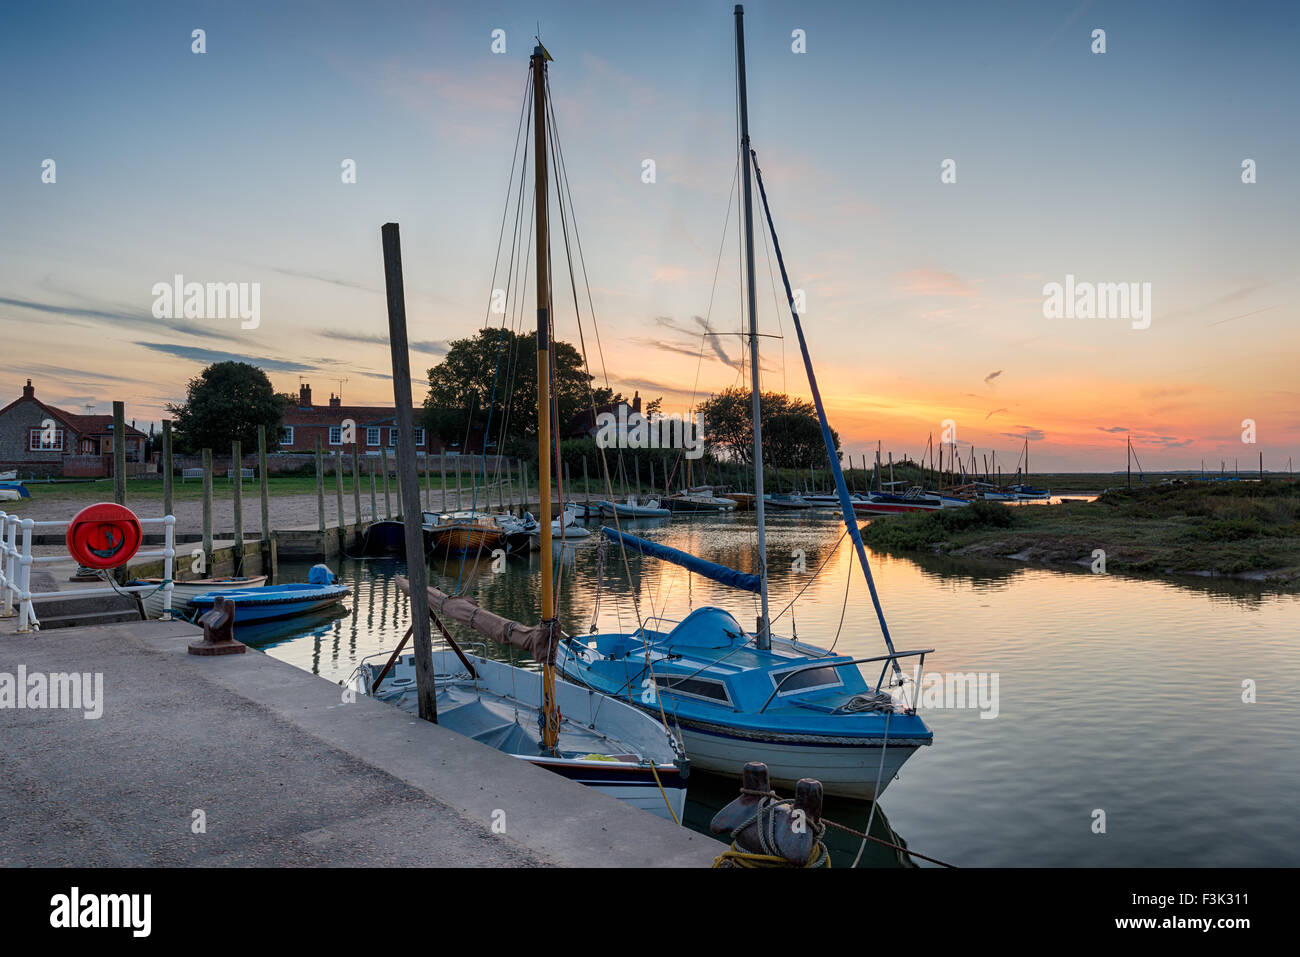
[2,0,1297,470]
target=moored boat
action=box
[133,574,268,619]
[188,581,350,623]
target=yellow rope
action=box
[712,841,829,868]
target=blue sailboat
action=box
[557,5,934,800]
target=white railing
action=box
[0,511,175,633]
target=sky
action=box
[1,0,1297,472]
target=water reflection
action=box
[256,509,1300,867]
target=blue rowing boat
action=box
[188,567,350,623]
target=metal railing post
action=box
[162,514,176,621]
[17,518,35,632]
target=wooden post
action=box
[381,222,437,723]
[440,454,448,512]
[257,425,270,550]
[112,401,127,505]
[162,421,174,517]
[335,449,346,553]
[380,446,392,518]
[582,455,590,500]
[394,449,404,518]
[369,458,378,521]
[202,448,213,571]
[635,457,642,499]
[455,456,462,511]
[231,440,244,570]
[352,444,362,530]
[423,451,431,509]
[315,437,326,555]
[521,459,530,514]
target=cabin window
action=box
[770,665,844,696]
[28,428,64,452]
[328,426,342,445]
[366,427,380,446]
[659,675,731,705]
[280,426,294,446]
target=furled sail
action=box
[601,526,762,593]
[395,576,555,662]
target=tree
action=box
[423,328,632,458]
[166,362,284,453]
[697,386,840,468]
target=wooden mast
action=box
[532,41,560,751]
[736,3,770,649]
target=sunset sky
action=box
[2,0,1296,472]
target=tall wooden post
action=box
[454,456,462,511]
[112,401,127,505]
[352,444,362,530]
[423,452,431,509]
[257,425,270,551]
[162,421,174,517]
[231,440,244,570]
[440,455,448,512]
[582,456,590,500]
[394,450,404,518]
[369,458,378,521]
[335,449,346,553]
[315,437,326,555]
[381,222,436,723]
[521,459,530,514]
[201,448,213,571]
[380,446,392,518]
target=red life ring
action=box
[66,503,143,569]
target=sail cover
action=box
[395,576,555,662]
[602,526,762,593]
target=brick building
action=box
[279,383,443,456]
[0,379,147,478]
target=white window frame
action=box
[328,425,343,445]
[29,427,64,452]
[769,664,845,697]
[388,427,399,448]
[366,427,381,446]
[280,426,294,446]
[414,428,425,447]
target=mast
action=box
[735,3,770,648]
[531,42,559,751]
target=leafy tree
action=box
[697,386,840,468]
[166,362,284,453]
[422,328,644,458]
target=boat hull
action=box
[427,524,502,554]
[188,584,349,623]
[135,575,268,619]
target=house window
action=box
[388,428,399,448]
[366,427,380,446]
[328,426,343,445]
[281,426,294,446]
[28,428,64,452]
[414,428,425,447]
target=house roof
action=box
[0,393,145,438]
[283,404,421,427]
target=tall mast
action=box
[735,3,770,648]
[532,43,559,750]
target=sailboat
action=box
[557,5,933,800]
[360,41,688,823]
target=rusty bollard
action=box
[711,762,828,867]
[187,595,245,656]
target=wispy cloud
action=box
[135,342,315,373]
[0,296,240,341]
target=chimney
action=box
[632,390,641,414]
[329,393,341,409]
[299,383,312,408]
[22,379,34,399]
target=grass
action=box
[859,480,1300,587]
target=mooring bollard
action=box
[710,762,828,868]
[188,595,245,656]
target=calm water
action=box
[251,511,1300,867]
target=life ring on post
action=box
[66,503,143,569]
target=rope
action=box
[711,792,829,868]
